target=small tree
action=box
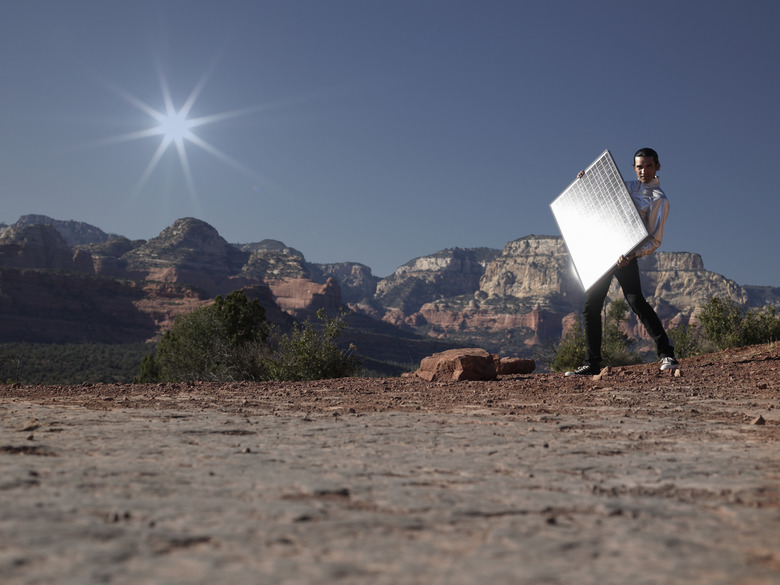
[548,318,586,373]
[262,309,361,381]
[667,323,701,359]
[697,297,744,352]
[214,290,268,346]
[547,299,642,372]
[137,352,160,382]
[601,299,642,366]
[695,297,780,353]
[136,290,268,383]
[741,306,780,346]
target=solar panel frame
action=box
[550,149,650,291]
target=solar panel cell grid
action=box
[550,150,649,291]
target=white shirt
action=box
[626,177,669,258]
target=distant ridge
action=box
[10,214,118,247]
[2,214,779,365]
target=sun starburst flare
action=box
[95,63,266,209]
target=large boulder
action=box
[496,357,536,376]
[413,348,500,382]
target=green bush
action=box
[547,299,641,372]
[671,297,780,356]
[741,306,780,346]
[697,297,743,352]
[263,309,361,381]
[601,299,642,367]
[136,290,269,383]
[696,297,780,352]
[667,323,701,359]
[547,318,586,373]
[136,292,361,383]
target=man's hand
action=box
[577,170,585,179]
[617,254,633,268]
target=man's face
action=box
[634,156,660,184]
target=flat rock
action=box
[414,348,499,381]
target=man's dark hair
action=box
[634,147,660,166]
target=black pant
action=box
[583,258,674,368]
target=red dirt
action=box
[3,344,778,427]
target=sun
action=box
[157,110,193,143]
[97,63,264,207]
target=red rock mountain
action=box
[363,235,777,357]
[1,216,778,364]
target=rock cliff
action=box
[2,215,779,366]
[0,224,93,272]
[376,247,501,313]
[348,235,777,358]
[120,218,249,293]
[480,236,583,305]
[0,268,206,343]
[10,214,118,246]
[238,241,309,281]
[308,262,379,305]
[0,218,344,343]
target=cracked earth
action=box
[1,344,779,584]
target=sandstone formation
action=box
[351,234,778,359]
[480,236,582,303]
[376,247,500,313]
[238,240,309,280]
[0,216,465,374]
[2,214,779,370]
[9,214,118,246]
[264,277,343,319]
[0,224,92,272]
[308,262,379,305]
[0,268,206,343]
[410,349,537,381]
[120,218,249,293]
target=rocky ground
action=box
[1,344,779,584]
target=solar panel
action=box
[550,149,649,291]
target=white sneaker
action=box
[660,357,679,371]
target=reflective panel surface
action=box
[550,150,648,291]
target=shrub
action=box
[136,293,361,383]
[601,299,642,367]
[695,297,780,353]
[136,290,268,383]
[697,297,743,352]
[262,309,361,381]
[667,323,701,359]
[741,306,780,346]
[547,318,586,373]
[547,299,641,372]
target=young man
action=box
[566,147,678,376]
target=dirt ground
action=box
[1,344,779,584]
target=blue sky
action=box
[2,1,779,286]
